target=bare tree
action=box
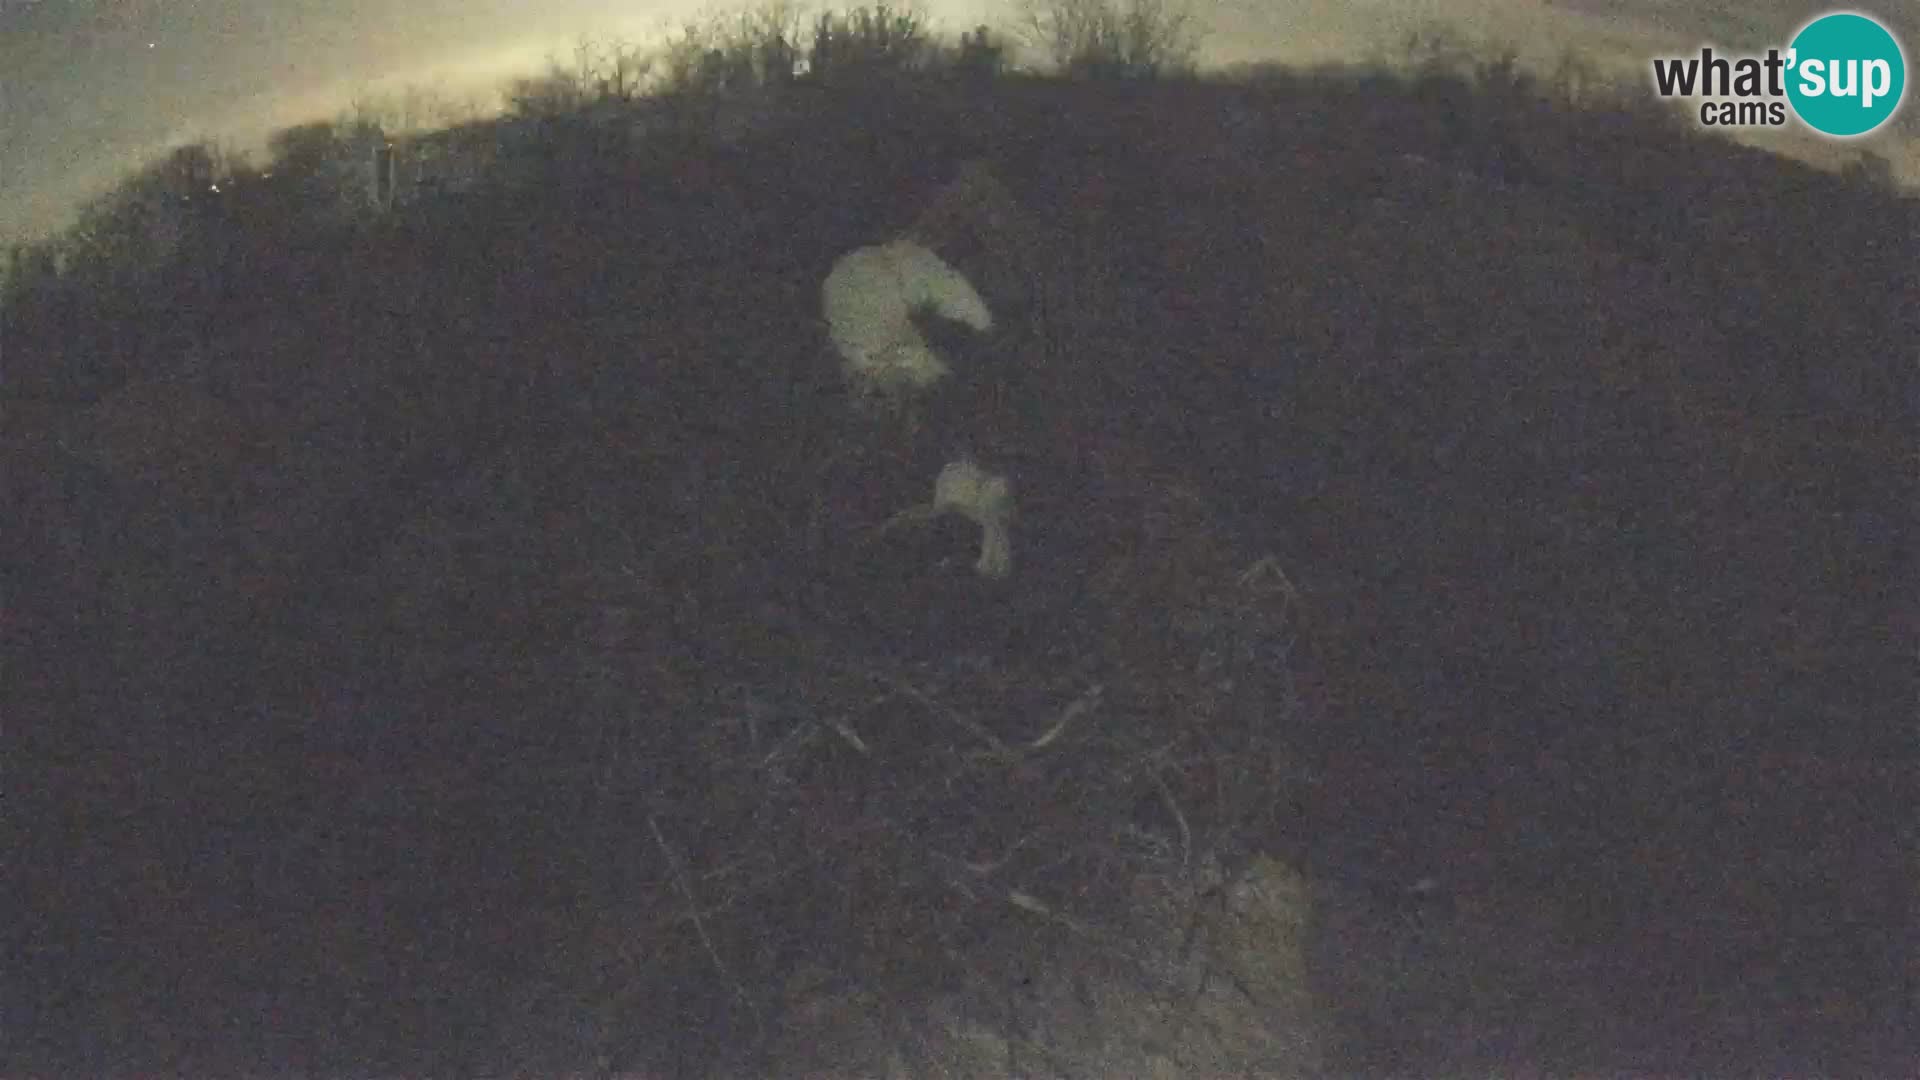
[60,141,230,286]
[504,66,589,119]
[346,83,482,137]
[502,35,657,119]
[1840,149,1899,191]
[952,24,1007,85]
[1015,0,1203,79]
[267,121,343,174]
[806,3,934,84]
[1398,22,1477,77]
[654,1,807,95]
[4,241,62,304]
[576,35,654,101]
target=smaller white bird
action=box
[878,457,1015,579]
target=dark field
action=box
[6,59,1914,1077]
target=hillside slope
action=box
[5,68,1914,1076]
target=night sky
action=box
[2,0,1914,245]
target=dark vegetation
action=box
[4,8,1915,1076]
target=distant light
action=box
[148,42,156,49]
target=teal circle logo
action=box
[1786,12,1906,137]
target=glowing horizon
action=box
[2,0,1914,248]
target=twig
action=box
[1006,888,1094,937]
[1150,764,1193,870]
[822,714,871,754]
[867,668,1011,756]
[647,812,762,1041]
[1028,682,1102,750]
[1236,554,1300,606]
